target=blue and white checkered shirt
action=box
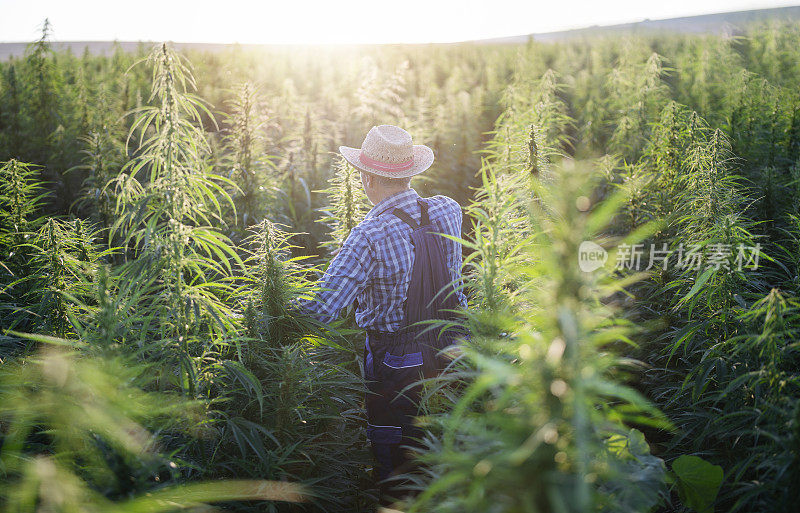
[300,188,466,332]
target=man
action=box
[298,124,467,505]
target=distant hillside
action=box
[1,5,800,60]
[481,5,800,43]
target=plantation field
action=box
[2,16,800,513]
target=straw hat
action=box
[339,125,434,179]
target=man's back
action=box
[303,188,466,331]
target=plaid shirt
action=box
[300,188,466,332]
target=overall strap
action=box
[391,199,430,229]
[392,208,418,230]
[417,199,430,226]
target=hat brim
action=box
[338,144,434,179]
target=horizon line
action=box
[1,4,797,46]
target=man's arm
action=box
[297,224,374,324]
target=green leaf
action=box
[116,479,305,512]
[679,267,715,317]
[672,455,723,513]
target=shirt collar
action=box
[365,188,420,219]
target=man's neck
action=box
[373,186,411,205]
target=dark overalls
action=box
[363,198,467,505]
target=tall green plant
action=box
[606,51,671,161]
[411,162,671,513]
[0,159,46,334]
[110,43,241,342]
[222,82,272,232]
[318,157,369,248]
[0,344,306,513]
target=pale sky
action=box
[1,0,798,44]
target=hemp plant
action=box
[240,219,317,346]
[489,68,574,177]
[109,43,241,342]
[221,81,274,232]
[20,218,113,338]
[606,51,671,162]
[0,343,306,513]
[411,161,671,513]
[318,156,369,249]
[0,159,45,260]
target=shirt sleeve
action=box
[297,224,374,324]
